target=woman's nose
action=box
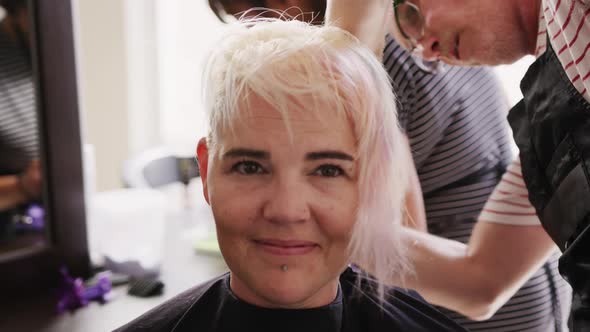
[262,177,310,225]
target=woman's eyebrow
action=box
[223,148,269,159]
[306,151,354,161]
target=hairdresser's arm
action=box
[402,136,427,231]
[400,221,557,320]
[0,175,28,210]
[0,160,41,210]
[401,158,558,319]
[325,0,392,57]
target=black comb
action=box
[127,278,164,297]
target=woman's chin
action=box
[253,278,323,308]
[231,270,338,309]
[257,287,334,309]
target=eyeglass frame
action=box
[393,0,444,74]
[392,0,425,53]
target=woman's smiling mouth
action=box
[253,239,319,256]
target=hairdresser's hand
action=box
[325,0,393,58]
[0,160,41,210]
[19,159,42,199]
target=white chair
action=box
[122,147,199,188]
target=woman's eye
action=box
[313,165,344,178]
[232,161,264,175]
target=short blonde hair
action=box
[202,18,410,299]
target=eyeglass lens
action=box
[397,2,424,41]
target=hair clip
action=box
[127,277,164,297]
[56,268,113,313]
[11,203,44,232]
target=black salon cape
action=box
[115,268,466,332]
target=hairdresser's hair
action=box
[208,0,264,23]
[207,0,326,24]
[202,18,410,300]
[0,0,27,15]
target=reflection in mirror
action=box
[0,0,46,258]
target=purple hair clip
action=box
[26,203,45,231]
[12,203,45,232]
[56,267,113,313]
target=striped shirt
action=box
[0,25,38,175]
[537,0,590,101]
[384,36,572,331]
[482,0,590,227]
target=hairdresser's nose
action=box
[418,34,441,61]
[262,175,310,225]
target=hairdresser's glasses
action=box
[393,0,443,73]
[393,0,425,54]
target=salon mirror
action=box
[0,0,47,260]
[0,0,90,295]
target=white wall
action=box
[75,0,224,191]
[494,56,536,108]
[156,0,225,155]
[125,0,161,155]
[75,0,129,191]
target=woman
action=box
[116,19,465,332]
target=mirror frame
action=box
[0,0,90,295]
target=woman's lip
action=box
[253,239,318,256]
[255,239,317,246]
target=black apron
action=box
[508,39,590,331]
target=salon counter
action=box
[0,186,228,332]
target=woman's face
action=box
[197,94,358,309]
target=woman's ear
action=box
[196,137,210,204]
